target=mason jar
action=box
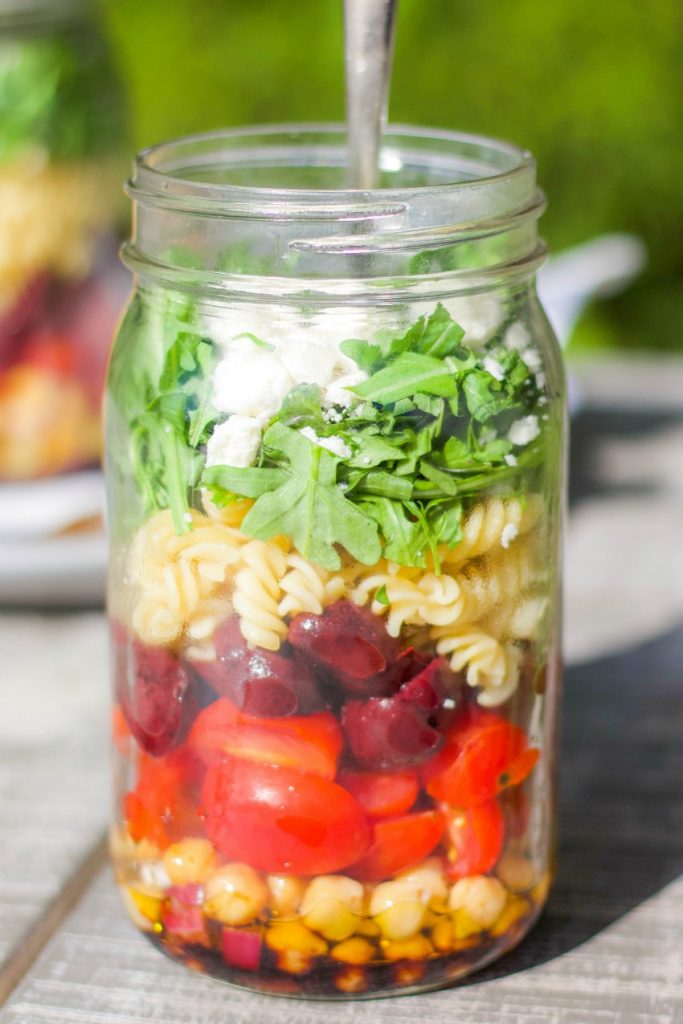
[0,0,125,479]
[106,125,565,999]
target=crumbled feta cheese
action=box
[504,322,531,352]
[508,415,540,447]
[521,347,542,372]
[300,427,352,459]
[447,294,505,346]
[501,523,519,549]
[483,356,505,381]
[276,334,339,388]
[206,415,265,468]
[213,339,293,417]
[323,370,366,408]
[504,453,518,467]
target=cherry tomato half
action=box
[444,799,505,880]
[337,769,419,819]
[125,746,204,849]
[201,760,370,875]
[348,809,445,881]
[188,697,343,779]
[422,706,539,807]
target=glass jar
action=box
[106,126,565,999]
[0,0,126,479]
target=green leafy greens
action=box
[202,303,546,570]
[111,297,546,570]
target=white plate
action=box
[0,471,106,606]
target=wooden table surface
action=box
[1,356,682,1023]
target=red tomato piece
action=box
[337,769,419,819]
[422,706,539,807]
[125,746,204,849]
[188,697,343,779]
[348,809,445,881]
[444,799,505,880]
[201,760,370,875]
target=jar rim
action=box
[129,123,536,214]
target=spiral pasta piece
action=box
[233,539,289,651]
[441,496,542,568]
[432,624,520,704]
[130,509,245,646]
[278,554,348,618]
[352,564,468,637]
[459,542,539,624]
[483,594,549,642]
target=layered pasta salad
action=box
[108,289,560,996]
[0,22,122,478]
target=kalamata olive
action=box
[191,616,321,716]
[289,601,401,695]
[115,634,191,757]
[342,696,443,770]
[397,657,450,710]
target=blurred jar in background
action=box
[0,0,126,480]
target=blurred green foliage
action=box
[101,0,682,351]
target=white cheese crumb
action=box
[505,322,531,352]
[501,523,519,549]
[504,453,518,467]
[213,338,293,417]
[300,427,352,459]
[521,347,542,372]
[483,356,505,381]
[277,334,339,388]
[206,415,265,468]
[508,415,540,447]
[323,370,366,408]
[447,294,505,346]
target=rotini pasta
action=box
[130,509,245,646]
[278,553,348,618]
[432,623,520,705]
[458,541,540,624]
[352,563,468,637]
[441,495,542,568]
[232,539,289,651]
[483,594,548,642]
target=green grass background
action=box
[100,0,682,352]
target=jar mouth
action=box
[130,123,534,212]
[125,123,546,296]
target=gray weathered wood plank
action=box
[0,613,109,998]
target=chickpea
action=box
[266,874,307,917]
[162,839,217,886]
[204,863,268,926]
[496,851,537,893]
[394,858,448,906]
[299,875,364,916]
[449,875,507,930]
[370,878,430,940]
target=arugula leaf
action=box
[400,303,466,358]
[339,338,383,374]
[352,352,459,404]
[345,433,407,469]
[462,371,511,422]
[277,384,326,432]
[202,465,287,501]
[359,497,429,567]
[237,423,381,570]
